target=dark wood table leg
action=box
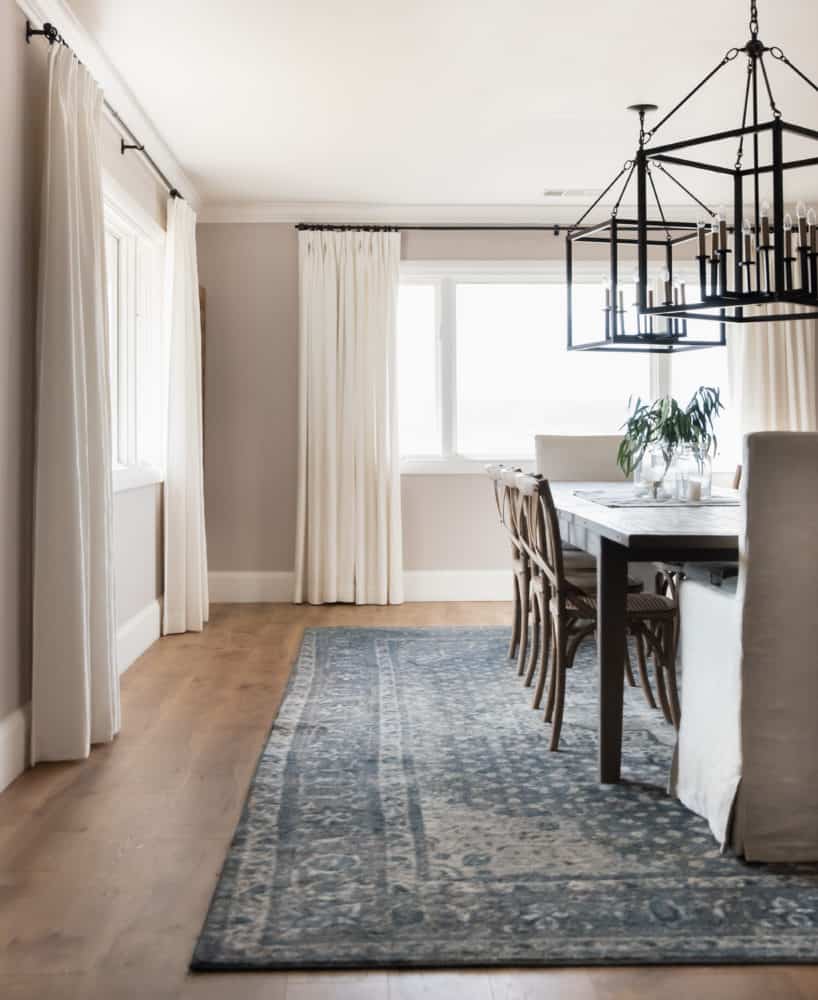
[598,536,628,783]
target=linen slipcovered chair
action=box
[671,432,818,861]
[516,474,678,751]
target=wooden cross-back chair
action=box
[486,464,531,672]
[517,474,680,750]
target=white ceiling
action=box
[68,0,818,210]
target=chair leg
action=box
[624,642,636,687]
[516,571,531,677]
[532,595,552,710]
[661,619,681,729]
[548,618,569,752]
[508,575,521,660]
[633,627,658,710]
[523,594,540,688]
[543,612,559,724]
[646,625,673,724]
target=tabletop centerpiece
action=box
[617,387,724,501]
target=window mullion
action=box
[440,278,457,459]
[652,352,671,400]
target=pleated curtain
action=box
[727,306,818,435]
[294,230,403,605]
[31,46,119,763]
[163,198,209,634]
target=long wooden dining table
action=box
[549,483,741,784]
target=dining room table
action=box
[549,481,742,784]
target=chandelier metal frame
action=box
[567,0,818,352]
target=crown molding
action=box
[17,0,201,210]
[197,199,698,226]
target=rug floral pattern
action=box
[192,627,818,969]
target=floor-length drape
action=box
[294,230,403,605]
[31,47,119,763]
[163,198,209,634]
[727,307,818,435]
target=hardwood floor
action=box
[1,602,816,999]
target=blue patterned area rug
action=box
[191,627,818,970]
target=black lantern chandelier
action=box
[567,0,818,353]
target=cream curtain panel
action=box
[31,46,119,763]
[163,198,209,634]
[294,230,403,605]
[727,307,818,435]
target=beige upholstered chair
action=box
[534,434,626,483]
[516,474,678,751]
[672,432,818,861]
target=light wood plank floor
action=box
[1,602,816,999]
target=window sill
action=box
[401,457,536,476]
[113,464,163,494]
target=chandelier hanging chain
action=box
[734,58,753,169]
[644,52,738,144]
[611,161,637,218]
[758,54,782,118]
[646,166,671,241]
[572,161,632,230]
[749,0,759,38]
[769,48,818,95]
[651,162,715,219]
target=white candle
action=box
[761,201,771,246]
[687,479,702,502]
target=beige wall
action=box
[197,223,572,577]
[0,3,165,723]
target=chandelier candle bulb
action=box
[743,219,754,262]
[680,280,686,304]
[797,201,808,246]
[761,202,771,247]
[697,220,707,257]
[662,269,672,304]
[618,289,625,312]
[718,208,728,252]
[784,214,793,257]
[809,208,817,252]
[710,220,720,258]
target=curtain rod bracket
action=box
[26,20,62,45]
[26,19,183,201]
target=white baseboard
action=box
[0,601,160,795]
[0,703,30,795]
[208,569,510,603]
[117,598,162,675]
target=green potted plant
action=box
[617,387,724,499]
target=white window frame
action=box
[103,175,165,493]
[398,259,727,474]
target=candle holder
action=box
[757,244,773,296]
[781,255,795,293]
[741,257,756,295]
[798,245,810,295]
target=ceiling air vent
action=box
[543,188,601,198]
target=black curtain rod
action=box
[295,223,567,234]
[26,20,183,200]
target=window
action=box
[103,181,165,490]
[397,261,738,472]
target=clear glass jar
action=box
[640,443,672,500]
[691,449,713,500]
